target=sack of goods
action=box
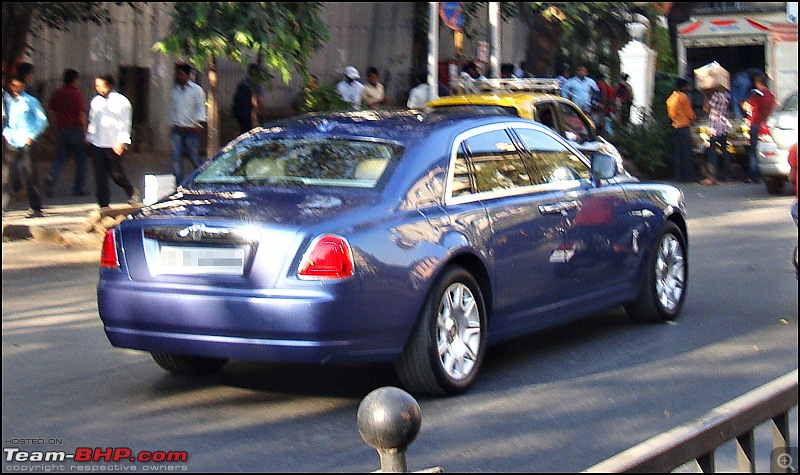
[694,61,730,91]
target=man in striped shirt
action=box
[701,86,733,185]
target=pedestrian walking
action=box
[742,73,776,183]
[595,74,615,136]
[44,68,89,197]
[407,72,432,109]
[170,63,207,183]
[730,68,760,120]
[232,63,266,135]
[561,65,600,116]
[666,77,697,183]
[2,75,48,216]
[86,74,139,208]
[615,73,634,125]
[555,66,571,89]
[336,66,365,110]
[700,85,734,185]
[6,62,37,201]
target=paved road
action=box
[2,180,797,472]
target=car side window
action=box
[452,144,474,197]
[513,127,590,184]
[557,103,594,144]
[533,104,558,132]
[462,129,532,193]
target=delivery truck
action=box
[676,17,798,169]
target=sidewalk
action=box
[2,151,172,247]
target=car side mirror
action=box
[590,153,618,183]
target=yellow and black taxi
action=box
[424,78,624,168]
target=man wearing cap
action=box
[336,66,365,110]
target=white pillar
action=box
[489,2,500,78]
[428,2,440,100]
[618,22,657,125]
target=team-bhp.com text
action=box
[4,447,188,472]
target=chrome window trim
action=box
[444,122,589,206]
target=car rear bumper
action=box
[758,144,791,177]
[97,281,404,364]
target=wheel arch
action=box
[665,211,688,251]
[446,252,493,320]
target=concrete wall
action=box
[26,2,528,154]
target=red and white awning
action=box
[678,18,797,42]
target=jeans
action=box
[90,145,135,208]
[673,126,695,182]
[748,125,762,180]
[2,144,42,212]
[170,128,202,184]
[48,128,88,194]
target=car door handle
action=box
[539,200,581,215]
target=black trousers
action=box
[90,145,135,208]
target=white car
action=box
[758,92,797,195]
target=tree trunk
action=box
[2,4,36,76]
[666,3,694,66]
[524,10,562,78]
[206,57,219,158]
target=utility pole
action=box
[489,2,500,78]
[428,2,440,100]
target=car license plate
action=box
[155,245,245,275]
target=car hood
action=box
[131,186,381,227]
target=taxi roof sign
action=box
[449,77,561,94]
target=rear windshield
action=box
[192,138,402,188]
[425,104,520,117]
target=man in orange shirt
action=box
[666,77,697,182]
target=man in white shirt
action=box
[336,66,365,110]
[86,74,139,208]
[407,72,432,109]
[170,63,207,183]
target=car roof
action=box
[229,109,545,150]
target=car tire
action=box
[624,221,687,322]
[764,176,785,195]
[396,266,487,396]
[151,352,228,375]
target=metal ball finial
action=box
[357,386,422,472]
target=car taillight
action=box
[100,229,119,269]
[298,235,353,280]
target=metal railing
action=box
[358,370,797,473]
[583,369,798,473]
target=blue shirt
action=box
[561,76,599,113]
[3,90,48,149]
